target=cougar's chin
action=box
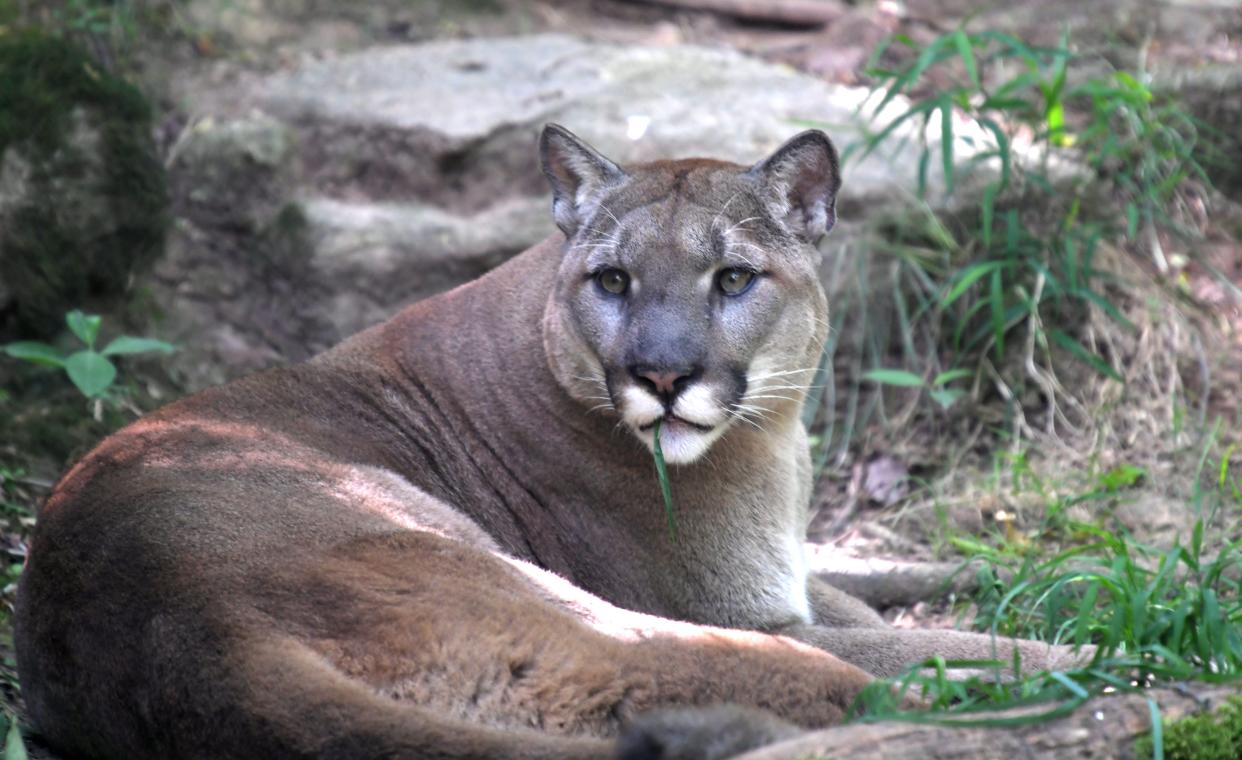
[620,385,730,465]
[632,419,728,464]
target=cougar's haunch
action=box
[16,126,1080,760]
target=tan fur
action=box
[16,127,1079,760]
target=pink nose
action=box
[634,367,694,398]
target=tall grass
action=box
[810,27,1214,466]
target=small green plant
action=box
[2,309,174,402]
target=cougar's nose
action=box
[630,365,698,403]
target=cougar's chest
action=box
[584,430,815,630]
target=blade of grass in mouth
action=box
[652,418,678,541]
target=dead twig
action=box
[621,0,847,27]
[808,551,986,609]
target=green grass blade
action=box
[977,117,1011,188]
[989,267,1005,358]
[4,718,27,760]
[940,99,955,194]
[652,419,678,541]
[1147,699,1163,760]
[862,369,925,387]
[1049,330,1123,382]
[943,261,1004,307]
[932,369,973,386]
[981,183,997,248]
[952,29,981,90]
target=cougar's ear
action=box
[539,124,626,236]
[748,130,841,243]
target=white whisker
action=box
[747,367,819,381]
[734,403,777,422]
[725,407,764,431]
[748,383,817,391]
[723,216,760,237]
[711,190,744,230]
[597,204,622,227]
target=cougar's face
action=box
[540,126,840,465]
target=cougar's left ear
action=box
[748,130,841,243]
[539,124,626,237]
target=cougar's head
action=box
[540,125,839,465]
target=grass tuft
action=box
[849,437,1242,744]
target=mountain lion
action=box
[16,125,1080,759]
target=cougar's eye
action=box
[717,268,756,296]
[595,268,630,295]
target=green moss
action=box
[1135,695,1242,760]
[0,29,167,337]
[256,203,313,274]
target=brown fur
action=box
[16,127,1080,759]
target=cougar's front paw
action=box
[615,705,800,760]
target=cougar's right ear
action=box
[748,129,841,244]
[539,124,626,237]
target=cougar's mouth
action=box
[618,383,733,464]
[638,412,716,434]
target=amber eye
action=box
[596,268,630,295]
[717,268,756,296]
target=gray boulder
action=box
[256,34,965,212]
[303,196,549,336]
[163,34,1001,384]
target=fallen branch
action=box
[809,553,985,609]
[622,0,847,27]
[734,683,1242,760]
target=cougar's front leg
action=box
[806,575,888,629]
[791,578,1088,678]
[782,624,1090,679]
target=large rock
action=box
[255,34,964,213]
[303,196,549,334]
[162,34,999,386]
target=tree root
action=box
[733,683,1242,760]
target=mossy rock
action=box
[0,30,168,339]
[1135,695,1242,760]
[170,113,296,234]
